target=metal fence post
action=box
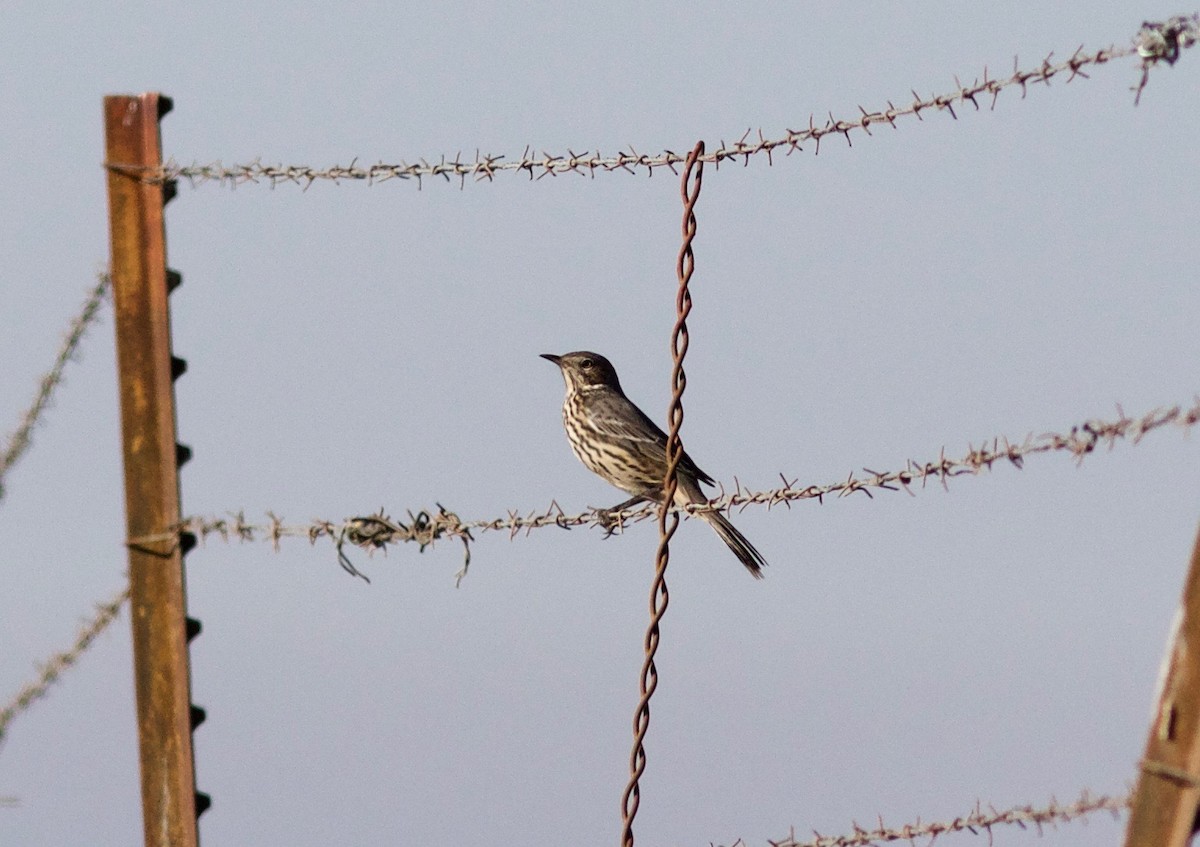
[104,92,205,847]
[1124,523,1200,846]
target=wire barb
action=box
[0,273,111,502]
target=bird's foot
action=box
[590,496,648,538]
[591,506,625,537]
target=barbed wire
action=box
[141,395,1200,582]
[745,788,1128,847]
[0,582,130,743]
[0,273,111,502]
[136,16,1199,192]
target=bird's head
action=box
[541,351,622,393]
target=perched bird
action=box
[541,351,766,578]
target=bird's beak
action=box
[540,353,562,366]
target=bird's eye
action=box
[580,359,593,370]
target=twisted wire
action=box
[129,18,1200,192]
[0,273,111,502]
[619,140,705,847]
[0,582,130,742]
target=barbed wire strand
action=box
[0,273,111,502]
[619,140,705,847]
[750,787,1129,847]
[143,396,1200,581]
[117,17,1197,192]
[0,582,130,743]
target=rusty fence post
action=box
[1124,523,1200,846]
[104,92,206,847]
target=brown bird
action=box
[542,351,766,578]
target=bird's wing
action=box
[589,392,716,486]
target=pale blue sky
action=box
[2,3,1198,845]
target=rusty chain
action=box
[115,18,1200,192]
[0,273,111,502]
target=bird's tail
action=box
[702,511,767,579]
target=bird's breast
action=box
[560,390,665,496]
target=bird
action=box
[541,351,766,578]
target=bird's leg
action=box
[606,494,649,513]
[592,494,650,537]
